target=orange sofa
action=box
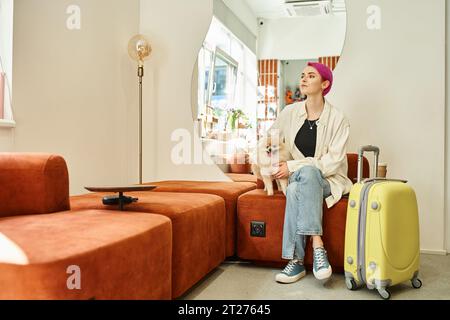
[236,154,369,272]
[0,153,172,299]
[0,152,368,299]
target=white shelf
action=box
[0,119,16,128]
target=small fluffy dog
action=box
[251,134,292,196]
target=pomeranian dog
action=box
[251,133,292,196]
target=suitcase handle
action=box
[362,177,408,184]
[357,145,379,183]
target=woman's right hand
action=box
[273,162,289,179]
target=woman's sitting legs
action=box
[276,165,332,283]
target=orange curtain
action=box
[318,56,340,70]
[258,59,278,111]
[257,59,279,138]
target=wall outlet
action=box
[250,221,266,237]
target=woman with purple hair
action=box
[267,62,353,284]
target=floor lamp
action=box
[128,34,152,184]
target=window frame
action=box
[207,47,239,111]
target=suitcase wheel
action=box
[345,278,358,291]
[411,278,422,289]
[377,288,391,300]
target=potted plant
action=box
[227,108,250,131]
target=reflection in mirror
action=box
[193,0,346,174]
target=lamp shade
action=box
[128,34,152,65]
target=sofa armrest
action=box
[0,153,70,217]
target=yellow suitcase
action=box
[344,145,422,299]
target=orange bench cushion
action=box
[0,210,172,299]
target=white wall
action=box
[257,13,347,60]
[214,0,257,53]
[11,0,140,195]
[330,0,446,254]
[140,0,229,182]
[222,0,258,37]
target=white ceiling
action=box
[244,0,346,19]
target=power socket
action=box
[250,221,266,238]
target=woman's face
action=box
[300,66,329,97]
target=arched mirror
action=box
[192,0,347,173]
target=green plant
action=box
[227,109,249,130]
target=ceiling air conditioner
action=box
[284,0,332,17]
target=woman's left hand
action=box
[273,162,289,179]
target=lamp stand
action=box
[138,65,144,185]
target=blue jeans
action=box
[281,165,332,261]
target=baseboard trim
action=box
[420,249,448,255]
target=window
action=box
[209,48,238,131]
[197,17,257,158]
[197,45,214,118]
[0,0,14,125]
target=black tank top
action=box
[294,119,317,157]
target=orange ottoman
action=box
[0,210,172,300]
[146,181,256,257]
[226,173,257,184]
[237,189,348,272]
[71,191,226,298]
